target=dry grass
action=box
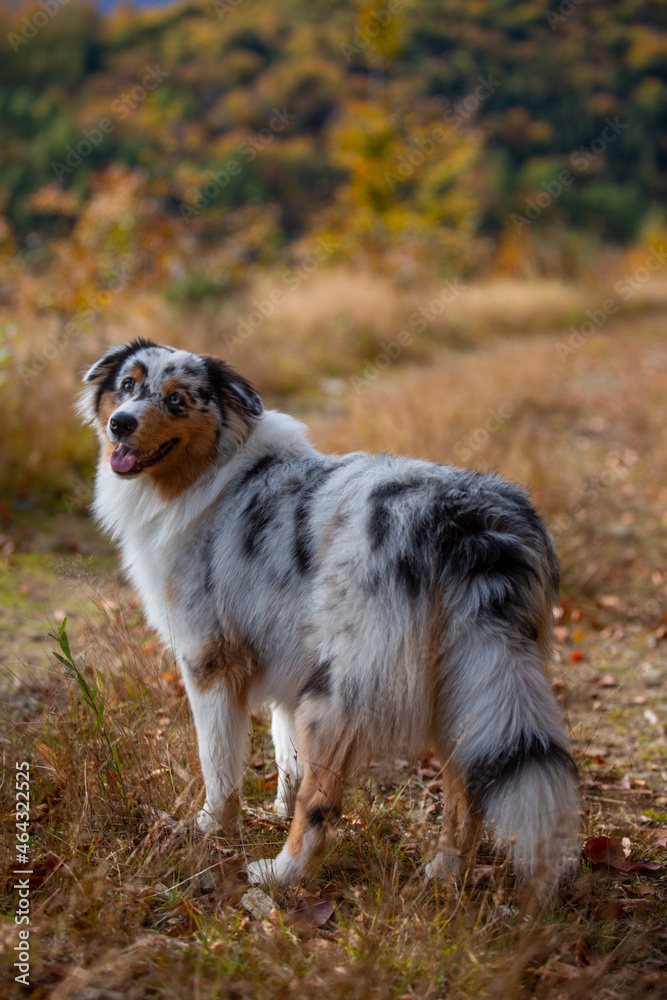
[3,257,667,497]
[1,266,667,997]
[1,586,666,999]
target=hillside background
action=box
[2,0,667,502]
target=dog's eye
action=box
[121,379,134,393]
[168,392,185,408]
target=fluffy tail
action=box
[438,513,580,883]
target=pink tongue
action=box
[110,444,141,474]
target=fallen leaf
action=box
[540,961,580,981]
[584,835,661,873]
[649,829,667,847]
[624,859,661,872]
[285,900,335,928]
[584,836,628,870]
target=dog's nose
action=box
[109,412,138,438]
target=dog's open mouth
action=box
[110,439,179,476]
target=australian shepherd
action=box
[79,338,579,890]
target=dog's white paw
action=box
[247,858,279,886]
[247,846,306,887]
[424,851,460,880]
[196,808,222,834]
[273,797,293,819]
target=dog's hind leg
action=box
[271,705,302,818]
[186,679,249,834]
[424,762,482,882]
[248,722,352,887]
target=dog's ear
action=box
[202,355,263,418]
[82,339,157,386]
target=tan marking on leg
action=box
[439,763,482,881]
[191,630,261,695]
[284,727,354,864]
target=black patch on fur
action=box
[307,807,326,828]
[373,485,451,600]
[203,531,215,592]
[307,803,341,828]
[467,734,577,814]
[241,490,280,557]
[234,453,283,494]
[181,361,202,380]
[201,355,262,419]
[367,477,425,550]
[395,553,423,600]
[293,464,339,574]
[298,660,332,700]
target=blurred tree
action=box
[311,99,487,277]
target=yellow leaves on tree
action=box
[313,100,488,277]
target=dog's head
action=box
[79,339,262,497]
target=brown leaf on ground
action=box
[623,859,662,872]
[584,835,661,872]
[284,900,335,928]
[584,835,628,870]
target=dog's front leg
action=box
[184,677,249,833]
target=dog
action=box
[79,338,579,890]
